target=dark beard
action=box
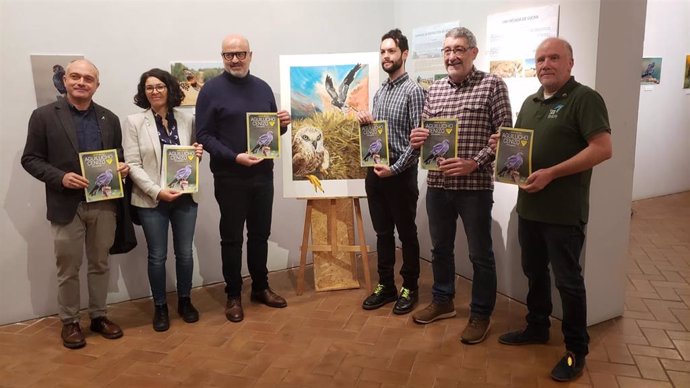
[382,60,402,75]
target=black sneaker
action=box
[550,351,585,382]
[498,328,549,345]
[392,287,418,315]
[362,284,397,310]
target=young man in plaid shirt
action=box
[410,27,512,344]
[357,29,425,315]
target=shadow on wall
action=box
[5,151,59,321]
[496,204,527,299]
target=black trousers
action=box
[519,216,589,356]
[365,166,420,290]
[214,174,273,297]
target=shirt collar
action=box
[446,66,478,88]
[382,72,410,87]
[534,76,578,102]
[67,100,94,114]
[224,70,251,84]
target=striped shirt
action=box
[424,67,512,190]
[371,73,425,175]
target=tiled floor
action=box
[1,191,689,387]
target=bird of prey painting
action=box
[52,64,66,95]
[168,164,193,188]
[292,126,330,193]
[251,131,274,154]
[89,169,114,196]
[363,138,383,162]
[423,139,451,165]
[325,63,362,111]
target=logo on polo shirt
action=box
[547,104,564,119]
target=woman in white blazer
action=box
[123,68,203,332]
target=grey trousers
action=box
[51,201,116,323]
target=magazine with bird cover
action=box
[161,145,199,193]
[358,121,389,167]
[78,149,123,203]
[420,118,458,171]
[494,127,534,185]
[246,112,281,159]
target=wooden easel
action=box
[296,197,372,295]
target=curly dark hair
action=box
[381,28,409,53]
[133,68,185,109]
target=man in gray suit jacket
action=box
[22,59,128,349]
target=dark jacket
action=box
[21,97,136,253]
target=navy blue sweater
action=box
[196,71,286,177]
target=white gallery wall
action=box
[632,0,690,200]
[1,0,645,326]
[0,0,392,325]
[395,0,645,324]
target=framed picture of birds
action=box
[78,149,124,202]
[30,54,84,108]
[161,145,199,193]
[279,52,379,198]
[494,127,534,185]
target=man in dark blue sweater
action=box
[196,34,291,323]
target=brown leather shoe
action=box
[225,297,243,322]
[61,322,86,349]
[250,288,287,308]
[89,317,123,339]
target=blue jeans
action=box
[214,174,273,297]
[136,195,198,305]
[426,188,496,317]
[518,216,589,356]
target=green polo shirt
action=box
[515,77,610,226]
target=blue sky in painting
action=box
[290,63,366,109]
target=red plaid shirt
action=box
[424,68,512,190]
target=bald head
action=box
[221,34,252,78]
[222,34,250,52]
[63,58,100,108]
[66,59,100,82]
[535,37,575,94]
[537,38,573,61]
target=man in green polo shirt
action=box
[492,37,612,382]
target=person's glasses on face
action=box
[145,84,167,93]
[442,46,473,57]
[222,51,248,61]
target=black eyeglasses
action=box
[441,46,474,57]
[222,51,248,61]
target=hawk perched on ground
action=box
[292,126,330,192]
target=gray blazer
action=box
[21,98,123,224]
[122,108,198,208]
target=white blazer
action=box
[123,108,198,208]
